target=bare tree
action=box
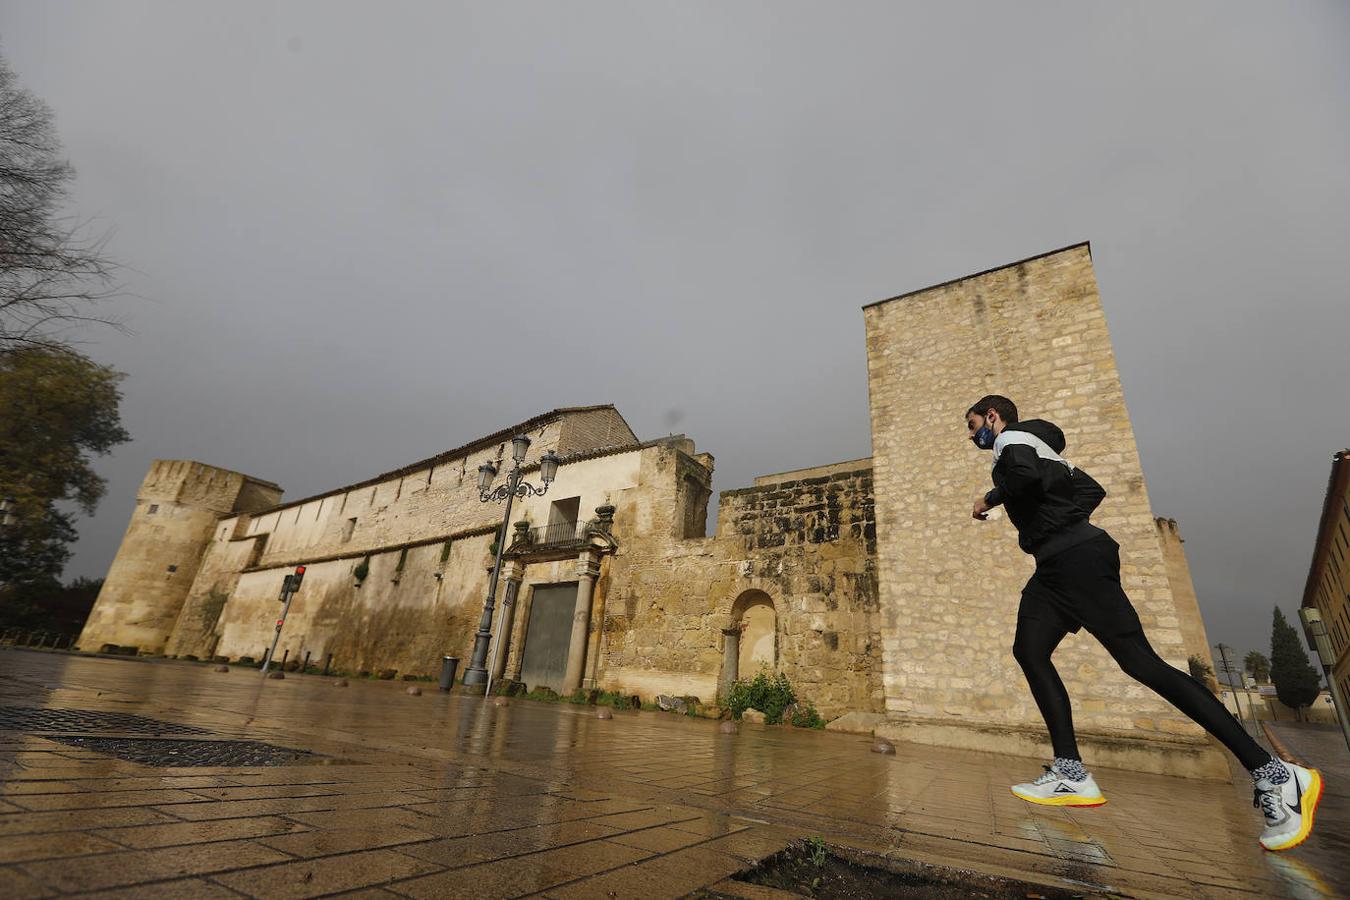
[0,53,120,352]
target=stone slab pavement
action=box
[0,648,1344,899]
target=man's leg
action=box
[1009,613,1106,806]
[1096,628,1325,850]
[1097,629,1270,769]
[1012,616,1078,760]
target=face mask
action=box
[971,418,996,450]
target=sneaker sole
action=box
[1262,768,1323,852]
[1010,786,1107,807]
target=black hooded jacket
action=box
[983,419,1107,561]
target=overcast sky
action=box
[3,3,1347,663]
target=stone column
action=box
[491,560,525,683]
[718,627,741,702]
[562,548,601,695]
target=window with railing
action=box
[519,520,588,546]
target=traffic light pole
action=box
[262,566,306,677]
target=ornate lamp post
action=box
[460,435,560,695]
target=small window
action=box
[147,504,159,515]
[342,517,357,543]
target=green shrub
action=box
[352,557,370,582]
[789,703,826,730]
[726,670,796,724]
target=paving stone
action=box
[258,824,437,857]
[18,838,291,893]
[0,864,57,899]
[80,877,243,899]
[10,788,207,811]
[213,848,442,898]
[0,830,123,863]
[0,806,177,837]
[95,815,310,849]
[394,857,576,899]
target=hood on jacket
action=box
[1005,419,1066,454]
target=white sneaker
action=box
[1011,764,1107,807]
[1255,760,1323,852]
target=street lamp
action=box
[460,435,560,695]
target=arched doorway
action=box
[731,590,776,676]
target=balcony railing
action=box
[513,520,588,549]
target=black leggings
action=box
[1012,618,1270,770]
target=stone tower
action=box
[77,460,281,654]
[864,243,1227,778]
[1155,517,1215,676]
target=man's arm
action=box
[996,444,1044,501]
[1071,467,1106,516]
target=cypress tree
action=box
[1269,607,1321,718]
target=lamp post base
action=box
[460,666,489,695]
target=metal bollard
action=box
[302,651,311,674]
[323,653,332,676]
[439,656,460,693]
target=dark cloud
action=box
[3,2,1347,661]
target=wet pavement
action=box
[0,648,1345,898]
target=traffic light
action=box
[278,575,294,600]
[291,565,306,590]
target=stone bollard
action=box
[213,665,229,673]
[492,696,509,707]
[871,738,896,755]
[719,720,739,734]
[333,679,348,687]
[596,708,613,720]
[267,671,285,680]
[406,686,422,696]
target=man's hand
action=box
[972,494,992,521]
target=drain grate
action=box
[44,735,316,767]
[0,706,210,736]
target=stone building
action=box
[79,243,1219,775]
[1301,448,1350,711]
[78,406,883,719]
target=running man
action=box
[966,394,1320,852]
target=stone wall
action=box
[589,443,883,719]
[864,243,1227,777]
[211,527,496,675]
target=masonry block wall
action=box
[77,461,281,654]
[864,244,1224,775]
[595,446,883,717]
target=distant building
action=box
[1301,449,1350,708]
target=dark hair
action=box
[966,394,1018,424]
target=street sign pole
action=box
[262,566,306,677]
